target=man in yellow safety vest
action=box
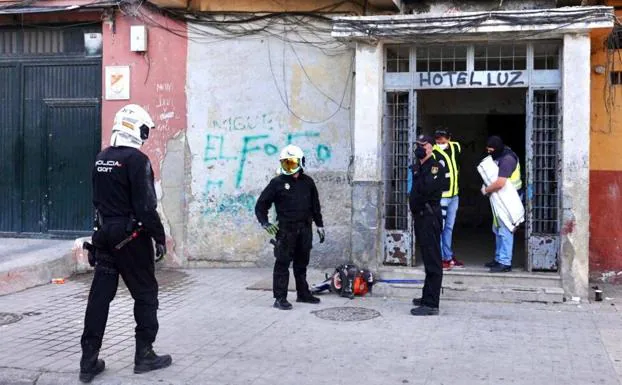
[433,128,464,270]
[481,136,523,273]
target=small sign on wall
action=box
[105,66,130,100]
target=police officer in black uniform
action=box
[255,144,325,310]
[79,104,171,383]
[409,135,447,316]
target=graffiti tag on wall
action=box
[212,112,285,132]
[203,130,332,189]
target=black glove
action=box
[317,227,325,243]
[155,243,166,263]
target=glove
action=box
[262,222,279,236]
[481,185,488,196]
[317,227,325,243]
[155,243,166,263]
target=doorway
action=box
[416,88,527,270]
[0,26,102,238]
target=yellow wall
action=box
[591,4,622,171]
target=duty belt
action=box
[279,219,312,229]
[99,216,131,225]
[414,203,440,216]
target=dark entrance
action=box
[0,26,102,238]
[416,89,527,269]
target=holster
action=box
[82,241,97,267]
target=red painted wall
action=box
[590,171,622,280]
[102,9,187,179]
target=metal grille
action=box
[0,30,18,55]
[386,46,410,72]
[22,30,65,54]
[611,71,622,85]
[384,92,410,230]
[534,43,559,70]
[415,45,467,72]
[607,25,622,49]
[474,44,527,70]
[531,90,560,234]
[0,26,100,56]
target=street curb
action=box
[0,367,40,385]
[0,367,188,385]
[0,251,75,296]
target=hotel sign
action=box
[416,70,527,89]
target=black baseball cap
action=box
[416,134,434,144]
[434,129,450,138]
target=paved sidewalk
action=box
[0,267,621,385]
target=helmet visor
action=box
[280,158,300,174]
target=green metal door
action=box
[0,64,21,233]
[0,26,102,237]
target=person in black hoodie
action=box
[79,104,171,383]
[255,144,325,310]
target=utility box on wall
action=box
[130,25,147,52]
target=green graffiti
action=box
[203,131,333,189]
[201,192,257,215]
[204,134,237,161]
[317,144,331,162]
[237,135,270,189]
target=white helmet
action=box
[279,144,304,175]
[110,104,155,148]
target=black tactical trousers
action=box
[80,221,159,365]
[273,222,313,299]
[413,205,443,309]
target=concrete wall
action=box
[101,9,188,265]
[185,25,354,267]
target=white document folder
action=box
[477,155,525,232]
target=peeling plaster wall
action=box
[186,25,353,267]
[561,33,591,300]
[101,10,187,264]
[350,42,384,270]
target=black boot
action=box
[273,297,293,310]
[296,292,320,304]
[79,351,105,383]
[134,347,172,374]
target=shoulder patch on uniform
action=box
[431,166,439,175]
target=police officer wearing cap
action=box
[255,144,325,310]
[409,134,447,316]
[79,104,171,383]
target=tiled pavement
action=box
[0,267,621,385]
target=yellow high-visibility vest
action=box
[510,162,522,191]
[432,141,461,198]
